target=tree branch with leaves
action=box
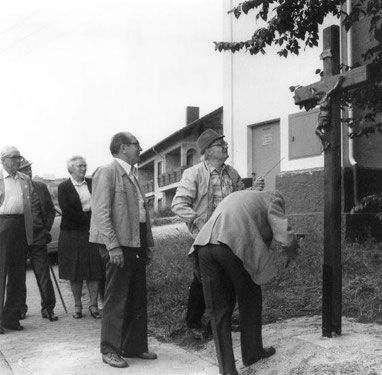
[214,0,382,137]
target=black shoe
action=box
[89,305,101,319]
[102,352,128,368]
[73,305,82,319]
[243,346,276,367]
[3,323,24,331]
[42,308,58,321]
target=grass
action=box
[147,226,382,348]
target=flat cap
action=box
[196,129,224,154]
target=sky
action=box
[0,0,223,178]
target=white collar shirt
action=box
[0,167,24,214]
[114,158,146,223]
[70,176,91,212]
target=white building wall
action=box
[222,0,340,177]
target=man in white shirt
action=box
[0,146,37,333]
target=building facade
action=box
[222,1,382,239]
[138,106,223,214]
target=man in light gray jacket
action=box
[191,189,298,375]
[90,132,157,368]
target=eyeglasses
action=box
[3,155,22,161]
[126,142,141,148]
[209,141,227,148]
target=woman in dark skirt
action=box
[58,155,103,319]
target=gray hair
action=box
[67,155,86,174]
[0,146,20,161]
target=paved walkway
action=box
[0,266,219,375]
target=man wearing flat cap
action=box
[0,146,38,333]
[172,129,264,339]
[19,158,58,322]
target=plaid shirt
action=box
[206,161,234,212]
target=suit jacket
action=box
[32,180,56,245]
[58,178,92,231]
[192,190,298,285]
[0,169,36,245]
[89,159,154,250]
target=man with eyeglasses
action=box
[90,132,157,368]
[172,129,265,340]
[0,146,38,333]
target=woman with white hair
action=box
[57,155,103,319]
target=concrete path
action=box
[0,266,219,375]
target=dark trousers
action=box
[198,244,263,375]
[99,224,148,355]
[0,215,28,327]
[186,274,206,328]
[22,244,56,313]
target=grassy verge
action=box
[147,227,382,348]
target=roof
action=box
[139,106,222,162]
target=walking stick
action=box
[47,259,68,314]
[28,251,53,321]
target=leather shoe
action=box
[102,352,128,368]
[122,351,157,360]
[3,323,23,331]
[243,346,276,366]
[42,308,58,321]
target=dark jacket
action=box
[58,178,92,231]
[32,180,56,245]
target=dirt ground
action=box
[199,315,382,375]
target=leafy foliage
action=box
[214,0,382,137]
[352,192,382,220]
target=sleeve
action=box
[30,181,41,226]
[267,193,298,259]
[171,168,198,223]
[90,167,120,250]
[42,183,56,232]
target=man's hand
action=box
[253,176,265,191]
[109,247,124,268]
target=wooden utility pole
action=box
[293,25,374,337]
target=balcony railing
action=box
[142,180,154,194]
[157,166,187,188]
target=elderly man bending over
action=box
[190,189,298,375]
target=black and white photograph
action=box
[0,0,381,374]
